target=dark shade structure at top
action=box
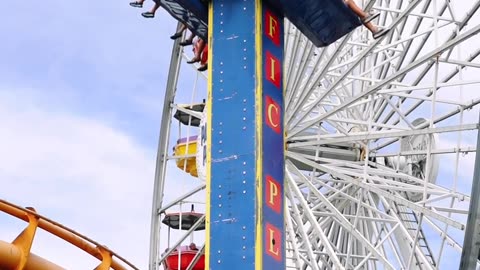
[162,212,206,231]
[173,103,205,127]
[266,0,362,47]
[154,0,208,40]
[157,0,361,47]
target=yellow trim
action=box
[205,1,214,269]
[254,1,263,270]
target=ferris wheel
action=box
[148,0,480,269]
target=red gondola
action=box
[163,249,205,270]
[162,208,205,270]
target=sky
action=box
[0,0,198,269]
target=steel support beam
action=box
[148,22,184,270]
[459,112,480,269]
[288,23,480,138]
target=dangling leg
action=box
[364,21,389,39]
[364,22,377,33]
[197,45,208,72]
[171,24,187,40]
[344,0,388,39]
[344,0,368,18]
[180,32,195,46]
[187,38,205,64]
[150,2,160,14]
[344,0,380,23]
[187,32,195,42]
[142,2,160,18]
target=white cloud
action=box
[0,1,207,268]
[0,86,208,269]
[0,88,155,269]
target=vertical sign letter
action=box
[265,223,282,261]
[265,10,280,46]
[266,175,282,213]
[265,51,281,88]
[265,96,281,134]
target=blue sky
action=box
[0,0,196,268]
[0,0,180,144]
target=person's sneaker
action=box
[373,27,390,39]
[141,12,155,18]
[170,32,183,40]
[179,39,193,46]
[362,11,380,24]
[129,1,143,8]
[187,57,200,64]
[197,64,208,72]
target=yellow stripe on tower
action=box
[205,1,214,269]
[254,0,263,270]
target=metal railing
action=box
[0,199,139,270]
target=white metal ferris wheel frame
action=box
[148,1,480,269]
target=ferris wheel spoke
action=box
[365,179,464,230]
[288,123,477,147]
[366,162,469,198]
[376,197,437,269]
[306,185,409,268]
[284,22,299,74]
[306,16,478,133]
[304,168,454,227]
[287,151,465,231]
[286,38,352,123]
[329,116,411,130]
[289,29,480,139]
[287,1,424,131]
[370,0,446,125]
[285,208,303,269]
[378,72,480,135]
[379,79,480,95]
[294,205,358,269]
[362,194,409,269]
[286,187,332,270]
[325,160,459,194]
[374,22,451,56]
[422,215,463,253]
[287,161,397,269]
[377,94,416,129]
[311,190,397,226]
[285,42,311,107]
[374,7,480,131]
[287,43,315,95]
[373,100,480,150]
[354,223,402,270]
[326,169,438,198]
[336,85,366,121]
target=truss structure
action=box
[149,0,480,269]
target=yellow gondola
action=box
[174,135,198,177]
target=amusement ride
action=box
[2,0,480,269]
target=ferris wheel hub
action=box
[384,118,440,202]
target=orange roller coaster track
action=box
[0,199,139,270]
